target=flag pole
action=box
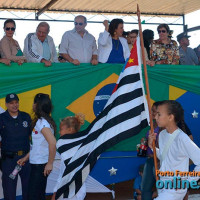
[137,4,158,181]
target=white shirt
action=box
[156,128,200,182]
[0,107,5,114]
[30,118,54,164]
[98,30,130,63]
[59,29,98,63]
[24,33,58,63]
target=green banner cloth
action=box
[0,63,199,151]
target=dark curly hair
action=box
[4,19,16,28]
[108,18,124,37]
[32,93,56,133]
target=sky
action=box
[0,9,199,49]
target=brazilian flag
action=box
[0,63,200,150]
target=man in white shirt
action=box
[24,22,58,67]
[59,15,98,65]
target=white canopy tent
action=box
[0,0,200,16]
[0,0,199,31]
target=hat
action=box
[177,32,190,42]
[5,93,19,103]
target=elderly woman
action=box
[0,19,26,65]
[98,19,130,64]
[150,24,179,65]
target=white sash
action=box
[160,129,180,163]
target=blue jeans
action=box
[28,164,47,200]
[2,155,30,200]
[141,157,155,200]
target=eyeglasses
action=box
[158,30,166,34]
[74,22,84,26]
[5,27,15,31]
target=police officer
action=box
[0,93,31,200]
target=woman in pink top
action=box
[0,19,26,65]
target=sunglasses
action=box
[158,30,166,33]
[5,27,15,31]
[74,22,84,26]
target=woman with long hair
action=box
[30,93,56,199]
[19,93,57,200]
[143,29,154,60]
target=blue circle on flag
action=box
[93,83,116,117]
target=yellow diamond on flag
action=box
[0,85,51,116]
[169,85,186,100]
[145,95,155,107]
[67,73,119,123]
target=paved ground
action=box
[47,179,200,200]
[188,194,200,200]
[85,180,200,200]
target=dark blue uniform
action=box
[0,110,31,200]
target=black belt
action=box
[2,150,29,158]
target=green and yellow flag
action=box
[0,63,200,150]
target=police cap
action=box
[5,93,19,103]
[177,32,190,42]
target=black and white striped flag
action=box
[55,37,149,199]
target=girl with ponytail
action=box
[148,100,200,200]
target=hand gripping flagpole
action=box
[137,4,158,181]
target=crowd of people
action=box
[0,15,200,200]
[0,93,57,200]
[1,93,200,200]
[0,16,199,67]
[0,93,92,200]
